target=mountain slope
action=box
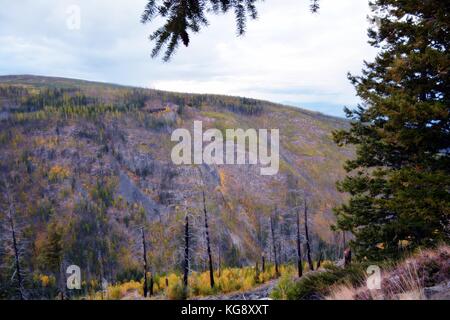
[0,75,351,296]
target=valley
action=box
[0,75,351,300]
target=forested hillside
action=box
[0,75,351,299]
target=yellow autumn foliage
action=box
[35,136,58,149]
[48,165,70,182]
[107,280,143,300]
[40,275,50,287]
[219,170,226,187]
[95,264,297,300]
[37,274,56,287]
[166,273,184,300]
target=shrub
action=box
[271,274,296,300]
[242,274,256,291]
[48,165,70,182]
[167,280,186,300]
[90,178,116,208]
[327,245,450,300]
[107,280,143,300]
[190,272,217,296]
[116,267,142,283]
[217,268,244,293]
[158,275,169,290]
[271,264,367,300]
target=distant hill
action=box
[0,75,351,290]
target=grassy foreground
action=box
[271,245,450,300]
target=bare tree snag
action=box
[202,190,215,289]
[344,248,352,267]
[183,214,189,291]
[296,208,303,278]
[59,260,66,300]
[99,254,104,300]
[270,214,279,277]
[149,274,154,296]
[5,182,25,300]
[9,210,24,300]
[317,251,323,269]
[304,199,314,271]
[217,245,221,277]
[141,227,148,298]
[342,231,346,258]
[262,254,265,273]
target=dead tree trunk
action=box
[202,191,215,289]
[59,260,66,300]
[149,275,154,296]
[296,208,303,278]
[217,245,221,277]
[317,251,323,269]
[342,231,346,259]
[98,250,105,300]
[262,254,265,273]
[304,199,314,271]
[344,248,352,267]
[5,185,24,300]
[255,261,260,283]
[141,228,148,298]
[270,215,279,277]
[9,211,24,300]
[183,214,189,290]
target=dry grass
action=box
[100,264,296,300]
[327,245,450,300]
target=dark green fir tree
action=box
[333,0,450,261]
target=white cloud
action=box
[0,0,377,117]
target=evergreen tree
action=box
[333,0,450,261]
[41,222,64,274]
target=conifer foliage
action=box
[333,0,450,260]
[141,0,320,61]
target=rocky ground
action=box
[195,280,278,300]
[424,281,450,300]
[120,280,279,301]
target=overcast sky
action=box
[0,0,377,117]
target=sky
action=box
[0,0,377,117]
